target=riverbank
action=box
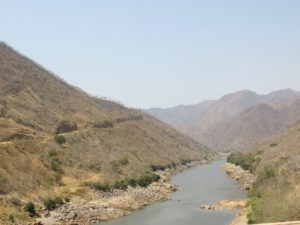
[199,163,256,225]
[37,159,212,225]
[223,163,256,225]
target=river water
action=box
[98,160,246,225]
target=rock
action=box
[223,163,256,190]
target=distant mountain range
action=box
[146,89,300,151]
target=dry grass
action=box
[0,42,213,224]
[243,121,300,223]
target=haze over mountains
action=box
[0,42,211,197]
[147,89,300,151]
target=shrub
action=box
[128,178,138,187]
[227,152,261,172]
[150,165,166,171]
[10,196,22,206]
[137,176,152,187]
[113,180,128,190]
[262,166,275,179]
[93,121,114,129]
[50,158,61,172]
[110,161,122,174]
[24,202,36,216]
[118,156,129,166]
[137,173,160,187]
[54,135,66,145]
[181,159,192,165]
[9,214,15,223]
[55,120,77,134]
[64,196,70,203]
[0,174,8,194]
[270,143,278,147]
[87,182,111,192]
[48,149,58,158]
[43,197,64,210]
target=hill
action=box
[227,120,300,223]
[146,89,300,151]
[0,42,212,223]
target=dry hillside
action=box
[0,42,213,223]
[227,120,300,223]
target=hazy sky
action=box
[1,1,300,108]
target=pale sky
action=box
[1,0,300,108]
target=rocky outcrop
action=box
[223,163,256,190]
[200,199,246,210]
[200,199,248,225]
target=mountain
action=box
[203,101,300,150]
[146,89,300,151]
[0,43,212,204]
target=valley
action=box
[0,42,299,225]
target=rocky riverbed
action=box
[37,178,178,225]
[223,163,256,190]
[222,163,256,225]
[37,160,212,225]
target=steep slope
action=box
[146,89,300,151]
[0,42,212,201]
[227,120,300,223]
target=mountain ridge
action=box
[146,89,300,151]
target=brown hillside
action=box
[0,42,212,200]
[228,120,300,223]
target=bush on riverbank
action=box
[227,152,261,172]
[87,172,161,192]
[43,197,64,210]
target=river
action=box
[97,160,246,225]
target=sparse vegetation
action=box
[56,120,77,134]
[48,149,58,158]
[86,182,111,192]
[24,202,36,216]
[110,156,130,174]
[137,173,160,188]
[87,172,160,192]
[43,197,64,210]
[128,178,138,187]
[64,196,70,203]
[227,152,261,172]
[10,196,22,206]
[118,156,129,166]
[54,134,66,145]
[50,157,61,172]
[113,180,129,190]
[150,165,166,171]
[0,42,211,224]
[180,159,192,165]
[0,174,8,194]
[270,143,278,147]
[93,121,114,128]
